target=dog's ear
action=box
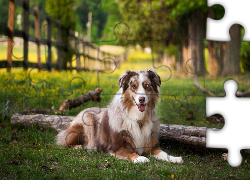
[146,69,161,87]
[119,70,138,93]
[119,70,130,88]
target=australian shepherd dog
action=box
[56,69,183,163]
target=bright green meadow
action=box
[0,48,250,179]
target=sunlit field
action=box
[1,48,250,179]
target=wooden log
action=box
[11,114,74,132]
[159,124,210,147]
[10,113,217,147]
[57,87,102,114]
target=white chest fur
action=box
[122,107,153,155]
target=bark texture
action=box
[58,87,102,114]
[188,10,206,76]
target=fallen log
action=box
[58,87,102,114]
[10,114,218,147]
[159,124,211,147]
[11,114,74,132]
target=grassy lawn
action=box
[0,48,250,179]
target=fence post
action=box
[75,37,81,72]
[46,15,52,71]
[56,20,62,71]
[82,41,86,70]
[23,0,29,70]
[33,7,41,71]
[97,47,101,71]
[7,0,15,72]
[87,44,90,70]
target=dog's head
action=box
[119,69,161,112]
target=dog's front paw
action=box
[169,156,183,164]
[133,156,150,163]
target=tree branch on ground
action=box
[192,76,250,97]
[58,87,102,114]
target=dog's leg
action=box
[151,149,183,164]
[56,124,86,147]
[111,147,150,163]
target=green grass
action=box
[1,49,250,179]
[0,44,58,63]
[1,118,250,179]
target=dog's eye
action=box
[132,85,136,89]
[145,84,149,88]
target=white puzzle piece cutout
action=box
[206,0,250,41]
[206,80,250,167]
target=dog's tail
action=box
[56,124,85,147]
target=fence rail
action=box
[2,0,128,72]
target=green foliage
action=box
[240,41,250,72]
[75,0,108,42]
[46,0,77,69]
[46,0,76,30]
[165,44,177,57]
[240,28,250,72]
[97,0,124,45]
[0,0,9,28]
[210,4,225,20]
[164,0,207,19]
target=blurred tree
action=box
[0,0,9,28]
[207,11,220,77]
[116,0,208,75]
[241,42,250,73]
[100,0,122,44]
[165,0,208,75]
[46,0,76,70]
[115,0,243,76]
[75,0,108,43]
[241,29,250,73]
[221,24,241,76]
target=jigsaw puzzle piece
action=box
[207,0,250,41]
[206,80,250,167]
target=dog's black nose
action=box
[139,97,145,103]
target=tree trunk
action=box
[162,51,167,66]
[208,41,220,77]
[157,52,162,63]
[220,42,226,73]
[176,44,183,72]
[221,24,241,76]
[11,114,218,147]
[182,35,189,74]
[207,11,221,77]
[189,10,206,76]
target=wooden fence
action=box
[1,0,129,72]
